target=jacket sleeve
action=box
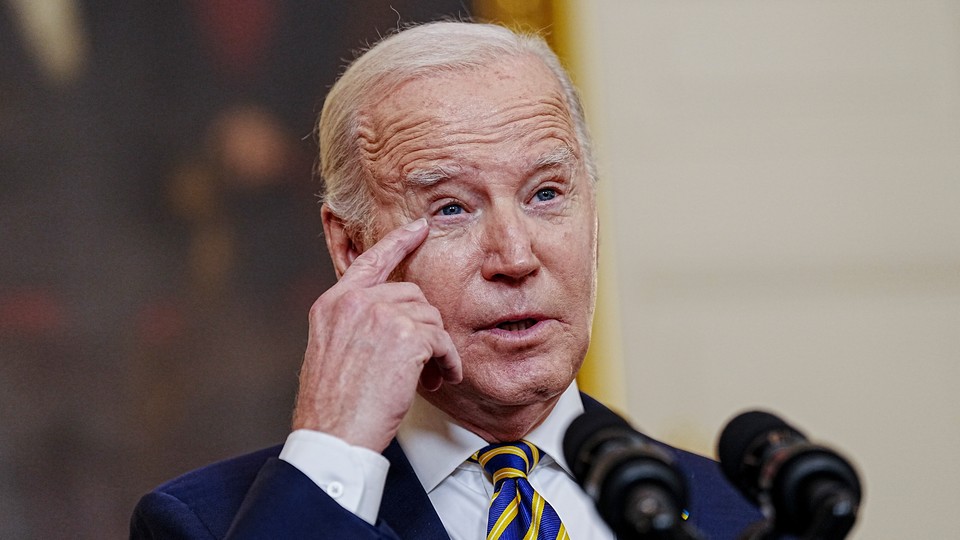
[130,490,218,539]
[131,458,400,540]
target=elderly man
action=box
[131,21,758,539]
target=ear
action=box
[321,204,361,279]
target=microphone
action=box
[717,410,862,539]
[563,408,700,540]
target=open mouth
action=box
[495,318,538,332]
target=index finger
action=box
[340,218,429,287]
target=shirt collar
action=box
[396,381,585,492]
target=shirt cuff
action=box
[279,429,390,525]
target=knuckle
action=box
[339,288,370,316]
[428,305,443,324]
[308,300,324,321]
[404,282,427,300]
[395,319,417,342]
[339,287,362,304]
[369,300,391,322]
[308,293,332,321]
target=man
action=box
[131,21,759,539]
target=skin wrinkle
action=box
[374,108,571,168]
[346,55,597,442]
[321,36,600,256]
[389,141,582,248]
[383,120,576,193]
[414,153,579,215]
[364,120,582,243]
[404,148,577,207]
[361,98,573,180]
[354,76,579,230]
[356,115,433,155]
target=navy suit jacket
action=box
[131,396,761,539]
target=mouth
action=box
[495,318,539,332]
[475,313,556,347]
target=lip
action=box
[475,313,557,342]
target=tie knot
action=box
[473,440,541,485]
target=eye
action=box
[439,203,464,216]
[534,188,557,202]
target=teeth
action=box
[497,319,533,332]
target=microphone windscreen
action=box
[563,408,632,482]
[717,410,803,484]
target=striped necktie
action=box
[473,441,570,540]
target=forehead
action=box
[355,55,580,189]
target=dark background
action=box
[0,1,472,537]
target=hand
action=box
[291,219,462,452]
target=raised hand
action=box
[291,218,462,452]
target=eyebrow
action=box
[404,162,463,187]
[533,145,576,170]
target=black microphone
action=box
[563,408,699,540]
[717,410,863,539]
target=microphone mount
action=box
[719,411,862,540]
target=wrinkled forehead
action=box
[354,55,580,189]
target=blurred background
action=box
[571,2,960,539]
[2,0,958,538]
[0,1,471,537]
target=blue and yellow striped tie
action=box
[473,441,570,540]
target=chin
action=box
[471,364,575,407]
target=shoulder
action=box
[666,445,760,528]
[132,444,400,539]
[131,445,283,539]
[579,394,762,540]
[151,445,282,513]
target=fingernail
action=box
[403,218,427,232]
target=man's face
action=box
[358,55,598,412]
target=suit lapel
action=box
[379,439,450,540]
[377,394,606,539]
[580,392,606,415]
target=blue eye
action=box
[535,188,557,202]
[439,203,463,216]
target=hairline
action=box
[318,22,597,245]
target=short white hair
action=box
[317,21,596,244]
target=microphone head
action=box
[563,407,633,483]
[564,408,692,538]
[717,409,862,537]
[717,409,804,490]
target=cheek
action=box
[542,216,597,272]
[400,233,483,314]
[538,219,598,316]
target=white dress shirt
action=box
[280,381,615,539]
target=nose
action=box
[479,205,541,282]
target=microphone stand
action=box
[736,519,777,540]
[736,483,859,540]
[798,484,858,540]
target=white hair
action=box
[317,21,597,244]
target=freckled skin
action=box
[357,56,599,441]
